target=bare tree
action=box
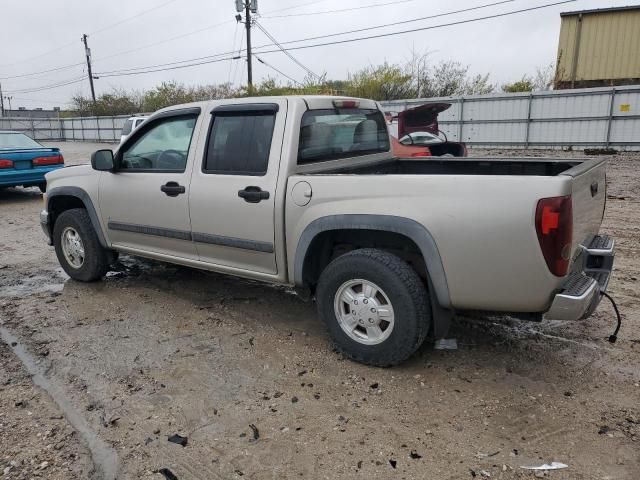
[533,62,555,91]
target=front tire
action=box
[53,208,109,282]
[37,182,47,193]
[316,249,431,367]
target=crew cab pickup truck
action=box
[40,96,615,366]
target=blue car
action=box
[0,131,64,192]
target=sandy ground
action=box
[0,142,638,479]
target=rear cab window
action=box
[298,108,390,164]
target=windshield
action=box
[298,109,390,164]
[0,132,43,149]
[121,119,135,136]
[399,131,443,146]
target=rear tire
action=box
[53,208,109,282]
[316,248,431,367]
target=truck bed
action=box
[316,157,585,177]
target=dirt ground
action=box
[0,142,638,479]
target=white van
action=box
[120,116,149,144]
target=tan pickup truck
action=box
[40,96,615,366]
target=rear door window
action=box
[203,111,276,176]
[298,109,390,164]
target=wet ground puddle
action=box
[0,326,119,479]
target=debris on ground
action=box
[434,338,458,350]
[249,423,259,441]
[409,450,422,459]
[584,148,617,155]
[598,425,611,435]
[520,462,568,470]
[475,451,500,458]
[157,467,179,480]
[167,434,188,447]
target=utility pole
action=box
[0,82,5,117]
[245,1,253,92]
[236,1,257,92]
[81,34,96,103]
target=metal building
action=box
[555,5,640,89]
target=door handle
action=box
[161,181,186,197]
[238,186,270,203]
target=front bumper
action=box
[545,235,615,321]
[40,209,52,246]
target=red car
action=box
[385,103,467,158]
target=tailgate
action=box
[562,158,607,253]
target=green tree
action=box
[502,64,556,93]
[70,88,142,116]
[502,76,536,93]
[345,63,413,101]
[404,51,495,98]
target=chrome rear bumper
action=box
[545,234,615,321]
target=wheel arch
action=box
[294,215,451,309]
[46,186,108,248]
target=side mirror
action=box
[91,149,115,171]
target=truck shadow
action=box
[0,186,43,204]
[86,255,608,373]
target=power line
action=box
[255,56,302,85]
[261,0,419,18]
[232,34,246,86]
[90,0,178,36]
[94,20,233,64]
[8,96,75,105]
[93,0,574,78]
[92,0,517,79]
[5,76,86,95]
[0,62,85,81]
[0,0,178,69]
[89,1,323,68]
[93,0,527,75]
[228,22,241,84]
[96,56,238,78]
[254,21,320,80]
[253,0,576,54]
[263,0,332,15]
[256,0,518,49]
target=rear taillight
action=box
[535,196,573,276]
[410,150,432,157]
[0,159,13,169]
[32,154,64,166]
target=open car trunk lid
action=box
[397,103,451,137]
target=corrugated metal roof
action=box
[556,7,640,84]
[561,5,640,16]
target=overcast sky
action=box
[0,0,632,109]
